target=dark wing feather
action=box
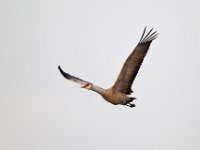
[112,27,158,94]
[58,66,91,86]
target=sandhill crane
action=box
[58,27,158,108]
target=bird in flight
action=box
[58,27,158,108]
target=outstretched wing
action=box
[112,27,158,94]
[58,66,91,86]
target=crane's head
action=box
[81,83,92,90]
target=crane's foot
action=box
[129,103,135,107]
[125,103,135,108]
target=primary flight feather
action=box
[58,27,158,108]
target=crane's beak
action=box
[81,83,90,88]
[81,84,88,88]
[81,85,86,88]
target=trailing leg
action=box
[125,103,135,108]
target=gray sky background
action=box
[1,0,200,150]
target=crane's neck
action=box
[90,85,106,96]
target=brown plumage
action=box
[58,27,158,108]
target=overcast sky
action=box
[1,0,200,150]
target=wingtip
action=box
[58,65,71,78]
[58,65,63,73]
[139,27,158,44]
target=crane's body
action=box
[58,27,158,108]
[83,84,135,106]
